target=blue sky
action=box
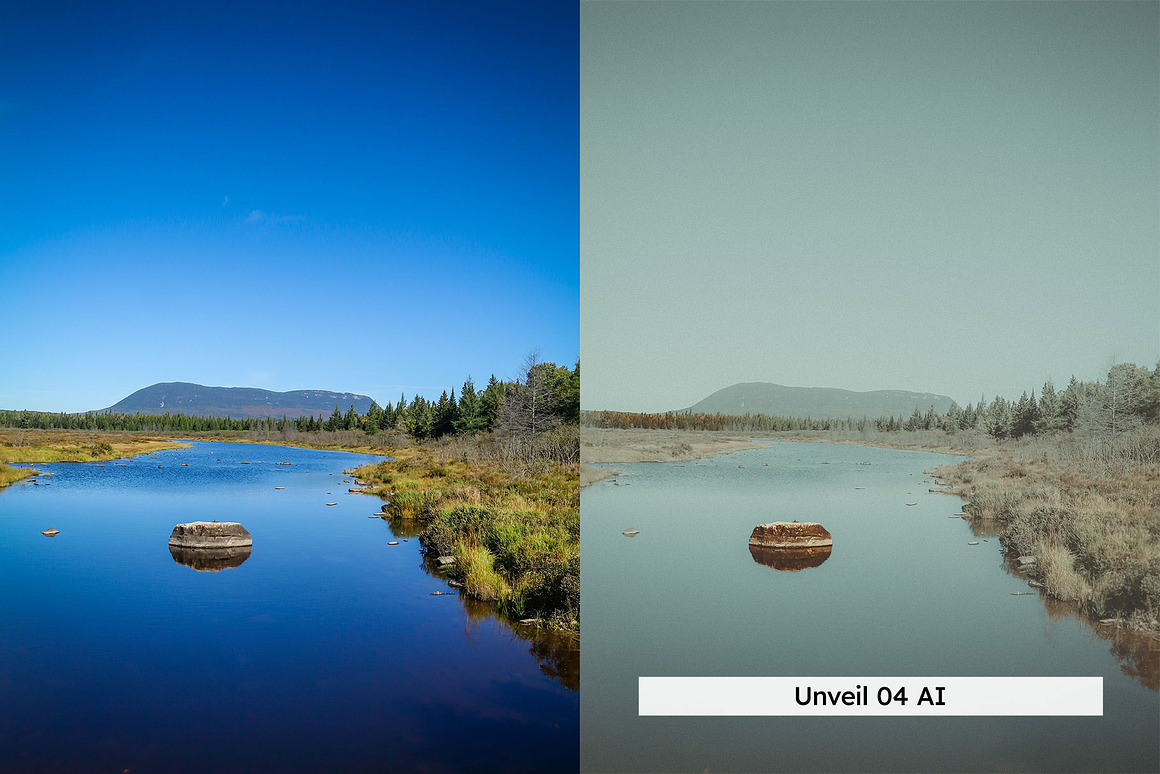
[1,1,578,412]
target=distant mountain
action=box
[101,382,375,419]
[680,382,956,420]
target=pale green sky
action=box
[581,1,1159,412]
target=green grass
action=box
[352,446,579,630]
[0,464,37,489]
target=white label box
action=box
[638,677,1103,716]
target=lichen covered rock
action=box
[168,521,252,549]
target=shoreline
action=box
[580,427,980,488]
[581,426,1157,635]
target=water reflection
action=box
[462,596,579,691]
[379,510,579,691]
[169,545,252,572]
[749,544,831,571]
[1042,595,1160,691]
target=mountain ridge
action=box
[100,382,374,419]
[678,382,956,420]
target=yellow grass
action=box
[0,428,190,464]
[0,465,37,489]
[936,450,1160,631]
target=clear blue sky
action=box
[1,0,578,412]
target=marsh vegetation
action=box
[584,361,1160,632]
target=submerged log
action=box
[748,522,832,549]
[168,521,252,549]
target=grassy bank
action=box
[936,439,1160,632]
[0,428,191,464]
[352,444,579,631]
[0,428,191,490]
[0,464,37,489]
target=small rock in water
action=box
[437,556,456,566]
[274,487,285,490]
[905,502,918,506]
[325,502,337,506]
[968,541,979,546]
[387,541,399,546]
[430,591,454,596]
[519,618,537,625]
[42,528,60,537]
[622,528,640,537]
[1017,555,1037,566]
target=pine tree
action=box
[454,377,487,435]
[1034,381,1066,434]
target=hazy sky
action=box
[1,1,577,413]
[581,1,1158,412]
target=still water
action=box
[581,441,1158,773]
[0,441,577,773]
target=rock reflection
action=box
[169,545,252,572]
[749,544,832,571]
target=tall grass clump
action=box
[353,445,579,630]
[937,448,1160,631]
[0,465,37,489]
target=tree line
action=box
[2,357,581,449]
[583,361,1160,454]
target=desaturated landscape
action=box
[583,360,1160,633]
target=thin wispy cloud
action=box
[245,209,305,225]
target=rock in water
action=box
[748,522,832,549]
[168,521,252,549]
[42,528,60,537]
[622,528,640,537]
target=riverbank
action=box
[0,428,192,490]
[351,445,579,631]
[579,425,990,486]
[935,446,1160,633]
[583,426,1158,633]
[580,427,775,486]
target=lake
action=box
[580,441,1158,772]
[0,441,578,773]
